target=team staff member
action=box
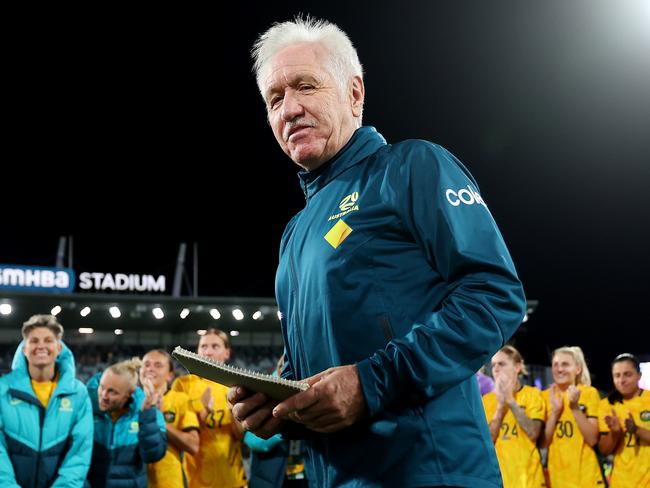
[0,314,92,487]
[86,358,167,488]
[230,16,526,488]
[141,349,199,488]
[172,329,246,488]
[483,345,545,488]
[539,346,604,487]
[598,353,650,488]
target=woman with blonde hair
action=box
[86,357,167,487]
[483,345,545,487]
[539,346,604,487]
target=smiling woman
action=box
[540,346,604,487]
[0,314,93,488]
[21,314,63,381]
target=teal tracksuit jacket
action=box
[86,373,166,488]
[0,342,93,487]
[276,126,526,487]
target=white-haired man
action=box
[229,16,526,488]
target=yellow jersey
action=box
[598,389,650,488]
[31,374,58,408]
[483,385,546,488]
[172,374,246,488]
[148,389,199,488]
[542,385,605,487]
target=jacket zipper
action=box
[36,401,46,486]
[288,252,309,377]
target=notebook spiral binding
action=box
[171,346,310,396]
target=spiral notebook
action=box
[171,346,309,401]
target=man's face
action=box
[98,369,132,412]
[263,42,364,171]
[198,334,230,363]
[140,351,173,390]
[23,327,62,369]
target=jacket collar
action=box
[297,126,386,200]
[10,340,77,396]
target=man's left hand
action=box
[272,364,367,433]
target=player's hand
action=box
[605,409,622,434]
[567,385,581,409]
[228,386,283,439]
[495,371,515,406]
[624,412,638,434]
[141,378,161,411]
[272,364,367,434]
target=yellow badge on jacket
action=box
[325,219,353,249]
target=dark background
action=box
[3,1,650,389]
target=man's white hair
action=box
[252,15,364,101]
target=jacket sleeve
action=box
[137,407,167,463]
[243,432,284,453]
[51,390,94,488]
[357,142,526,415]
[0,404,21,488]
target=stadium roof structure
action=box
[0,290,280,336]
[1,290,539,335]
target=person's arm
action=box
[489,405,506,443]
[50,391,94,488]
[625,413,650,443]
[356,145,526,417]
[0,409,21,488]
[635,427,650,443]
[539,386,562,449]
[243,431,284,453]
[138,382,167,463]
[487,375,510,443]
[197,386,213,424]
[166,426,199,456]
[167,397,201,456]
[540,413,560,448]
[137,407,167,463]
[598,409,624,455]
[567,386,599,447]
[507,400,542,442]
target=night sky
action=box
[4,1,650,388]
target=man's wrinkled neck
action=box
[293,127,356,172]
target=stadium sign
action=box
[78,272,166,293]
[0,264,75,293]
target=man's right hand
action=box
[227,386,283,439]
